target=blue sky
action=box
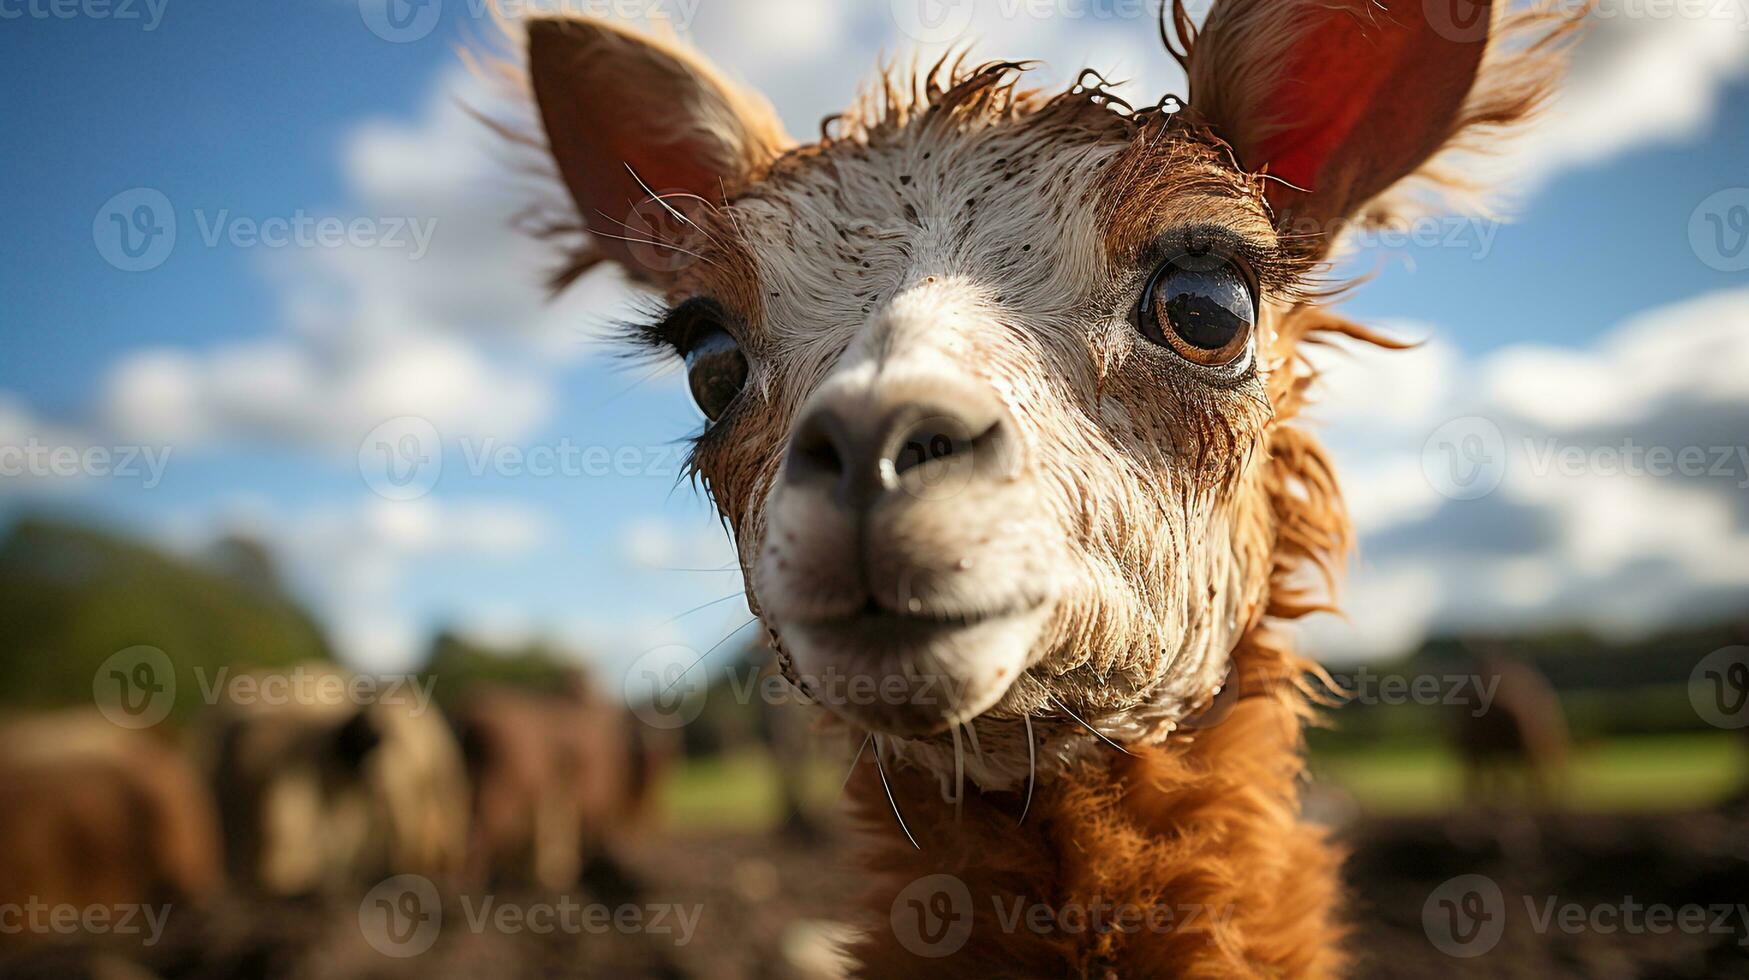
[3,1,1746,675]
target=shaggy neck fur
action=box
[844,628,1345,978]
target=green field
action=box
[1312,732,1749,814]
[658,734,1749,829]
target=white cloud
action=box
[168,495,553,671]
[1302,288,1749,661]
[1493,4,1749,190]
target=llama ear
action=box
[526,17,790,283]
[1188,0,1496,229]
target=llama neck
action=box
[842,677,1347,978]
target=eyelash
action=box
[1137,224,1276,294]
[624,296,736,359]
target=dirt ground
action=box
[5,808,1748,979]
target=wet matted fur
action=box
[494,2,1581,974]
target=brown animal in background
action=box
[509,1,1579,974]
[0,711,220,946]
[451,673,664,893]
[197,665,468,895]
[1455,653,1569,805]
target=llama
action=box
[511,2,1577,973]
[450,672,666,894]
[1453,651,1569,807]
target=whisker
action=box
[872,735,921,850]
[657,616,760,698]
[1048,692,1133,756]
[659,591,749,626]
[840,733,872,794]
[950,723,965,825]
[626,162,690,226]
[583,226,717,267]
[1019,713,1036,826]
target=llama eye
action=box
[684,327,748,421]
[1137,253,1257,368]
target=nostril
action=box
[892,419,1001,476]
[784,411,847,485]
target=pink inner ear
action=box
[1256,18,1409,193]
[1248,3,1492,216]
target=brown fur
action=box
[505,4,1581,974]
[0,711,221,947]
[451,676,665,889]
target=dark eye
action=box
[1136,251,1257,367]
[684,327,748,421]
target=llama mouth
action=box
[774,592,1051,736]
[793,593,1044,634]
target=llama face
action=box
[654,100,1286,737]
[526,2,1560,759]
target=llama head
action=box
[524,2,1566,760]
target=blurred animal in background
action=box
[1453,651,1569,806]
[450,671,667,899]
[0,710,221,946]
[195,664,469,895]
